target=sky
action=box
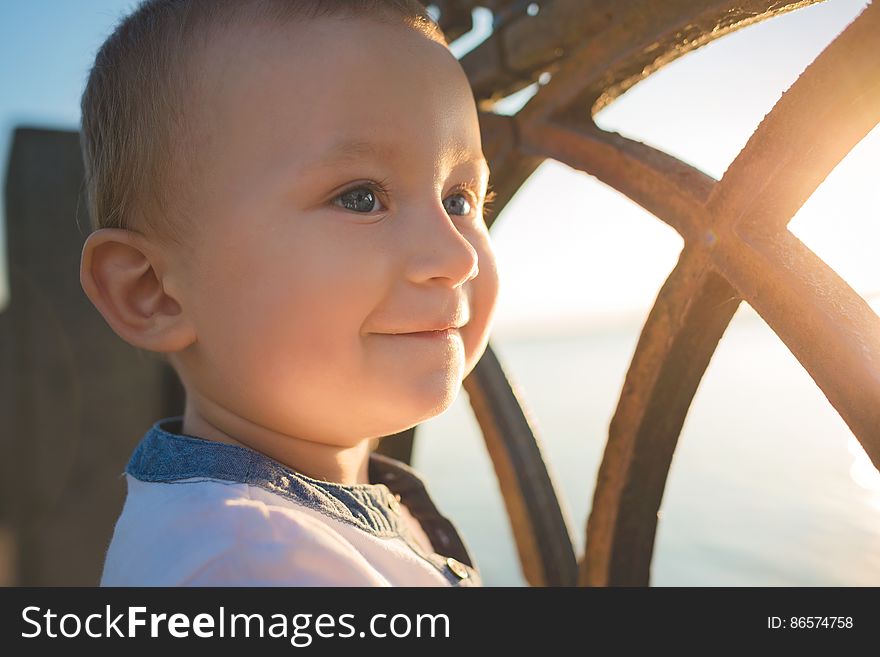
[1,0,877,338]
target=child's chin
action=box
[388,374,463,424]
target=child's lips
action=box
[366,317,468,340]
[395,327,460,339]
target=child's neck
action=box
[180,403,373,486]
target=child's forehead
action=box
[199,14,438,69]
[189,17,483,175]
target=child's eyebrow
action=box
[309,138,491,180]
[313,138,394,167]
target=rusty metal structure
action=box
[378,0,880,586]
[1,0,878,586]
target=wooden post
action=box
[0,127,185,585]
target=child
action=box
[78,0,499,586]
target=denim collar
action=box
[126,416,416,538]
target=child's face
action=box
[168,17,499,443]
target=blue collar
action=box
[126,416,418,538]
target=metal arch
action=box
[423,0,880,586]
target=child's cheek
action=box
[462,234,501,374]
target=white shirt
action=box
[100,417,481,587]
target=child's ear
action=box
[79,228,196,353]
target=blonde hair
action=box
[79,0,446,245]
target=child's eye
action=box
[443,190,475,217]
[332,182,389,214]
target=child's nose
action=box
[404,204,480,286]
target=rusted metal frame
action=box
[462,110,579,586]
[710,228,880,469]
[512,0,821,123]
[709,1,880,234]
[581,248,742,586]
[702,2,880,465]
[469,1,789,587]
[516,115,713,240]
[464,345,580,586]
[476,111,545,229]
[554,1,880,586]
[457,0,879,589]
[463,0,819,105]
